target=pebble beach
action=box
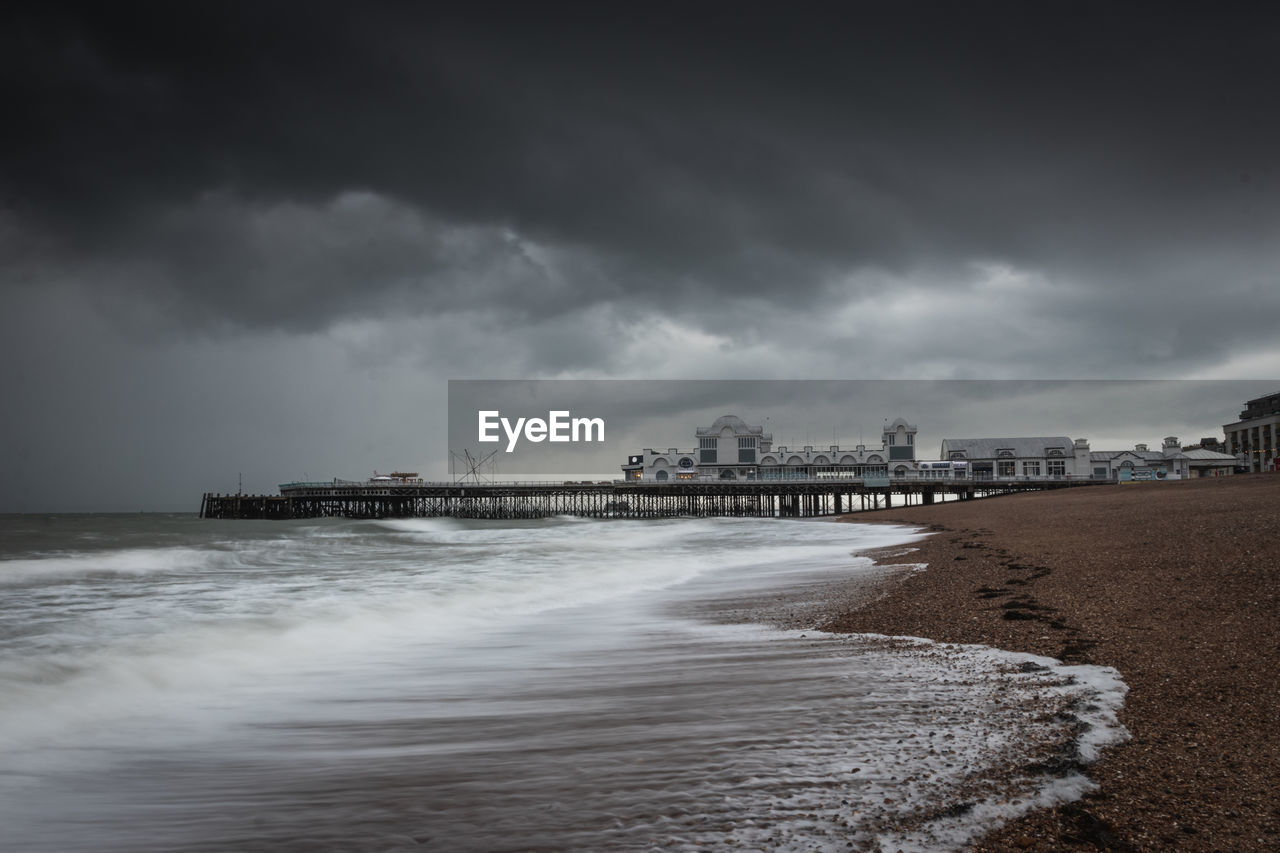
[826,475,1280,852]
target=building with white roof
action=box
[622,415,918,481]
[941,435,1236,481]
[1172,447,1239,478]
[623,416,1239,483]
[939,436,1086,480]
[1093,441,1236,479]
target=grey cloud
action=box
[8,3,1279,300]
[9,191,621,335]
[5,2,1280,509]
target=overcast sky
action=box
[3,1,1277,511]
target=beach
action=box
[826,475,1280,851]
[2,486,1273,850]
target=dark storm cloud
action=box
[5,0,1279,338]
[8,1,1280,512]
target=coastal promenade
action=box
[199,477,1109,520]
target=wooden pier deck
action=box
[199,478,1113,520]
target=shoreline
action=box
[823,475,1280,852]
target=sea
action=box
[0,513,1127,852]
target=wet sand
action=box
[824,475,1280,852]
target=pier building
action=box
[201,411,1151,521]
[201,410,1245,522]
[941,435,1236,481]
[938,436,1088,481]
[624,417,1236,483]
[622,415,917,481]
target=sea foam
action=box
[0,514,1126,852]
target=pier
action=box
[199,478,1113,520]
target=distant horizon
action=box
[5,379,1271,513]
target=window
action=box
[1048,460,1066,477]
[887,434,895,445]
[1023,461,1041,477]
[700,436,716,464]
[997,460,1016,477]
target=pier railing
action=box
[201,476,1114,521]
[276,473,1105,490]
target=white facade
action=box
[939,436,1089,480]
[624,417,1238,482]
[622,415,918,481]
[1088,439,1186,480]
[1176,448,1239,477]
[1090,438,1236,480]
[942,434,1236,481]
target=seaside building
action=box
[1168,447,1239,478]
[1184,437,1228,455]
[939,435,1237,481]
[1223,391,1280,473]
[623,417,1238,482]
[621,415,917,481]
[938,436,1088,480]
[1088,438,1234,480]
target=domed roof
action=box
[709,414,748,431]
[697,414,763,436]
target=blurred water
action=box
[0,514,1125,852]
